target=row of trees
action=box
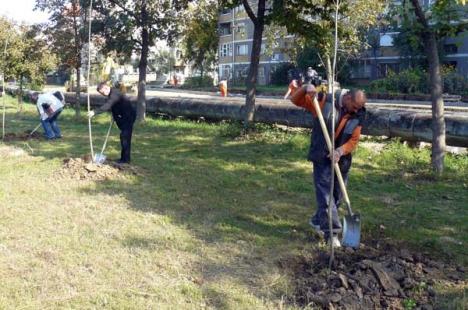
[0,18,56,108]
[21,0,466,174]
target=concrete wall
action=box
[62,92,468,147]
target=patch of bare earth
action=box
[279,242,465,309]
[2,131,42,141]
[56,156,143,181]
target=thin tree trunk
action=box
[137,1,148,121]
[243,0,266,127]
[325,55,333,93]
[137,27,148,121]
[75,66,81,117]
[72,3,81,118]
[410,0,445,174]
[18,76,23,111]
[200,67,204,87]
[427,32,445,174]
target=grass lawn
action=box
[0,95,466,309]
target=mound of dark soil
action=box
[280,243,465,309]
[57,156,142,181]
[3,131,42,141]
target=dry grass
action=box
[0,95,466,309]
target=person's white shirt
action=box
[36,93,64,120]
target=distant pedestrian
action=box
[219,79,228,97]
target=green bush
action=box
[443,72,468,95]
[369,68,427,94]
[271,63,296,86]
[369,67,468,95]
[184,76,214,88]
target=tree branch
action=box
[409,0,429,29]
[107,0,140,22]
[242,0,257,24]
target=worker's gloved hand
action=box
[87,110,95,118]
[329,147,344,163]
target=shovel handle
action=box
[311,96,354,217]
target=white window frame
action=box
[236,44,248,56]
[220,43,233,58]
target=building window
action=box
[351,60,371,79]
[220,43,233,57]
[444,44,458,54]
[236,23,246,36]
[237,44,248,56]
[272,53,282,61]
[380,34,394,47]
[379,63,400,78]
[235,5,245,14]
[219,23,232,36]
[221,65,231,80]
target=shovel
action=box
[94,119,114,164]
[312,96,361,248]
[28,123,42,138]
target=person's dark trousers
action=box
[119,124,133,163]
[311,160,349,238]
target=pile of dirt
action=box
[3,131,42,141]
[281,243,465,309]
[57,157,142,181]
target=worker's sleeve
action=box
[340,126,362,155]
[96,91,119,114]
[290,86,326,115]
[36,98,47,119]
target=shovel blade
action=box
[94,153,106,164]
[342,214,361,248]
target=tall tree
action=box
[1,22,56,108]
[406,0,466,174]
[36,0,91,118]
[180,0,219,85]
[272,0,385,90]
[221,0,269,127]
[94,0,189,120]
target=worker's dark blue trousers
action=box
[118,123,134,163]
[311,160,348,237]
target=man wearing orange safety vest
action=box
[290,85,366,247]
[219,79,228,97]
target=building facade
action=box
[218,5,292,85]
[350,30,468,83]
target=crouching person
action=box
[31,91,65,140]
[88,82,137,164]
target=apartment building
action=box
[350,30,468,82]
[350,2,468,82]
[218,5,292,85]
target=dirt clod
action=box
[57,157,142,181]
[280,242,466,309]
